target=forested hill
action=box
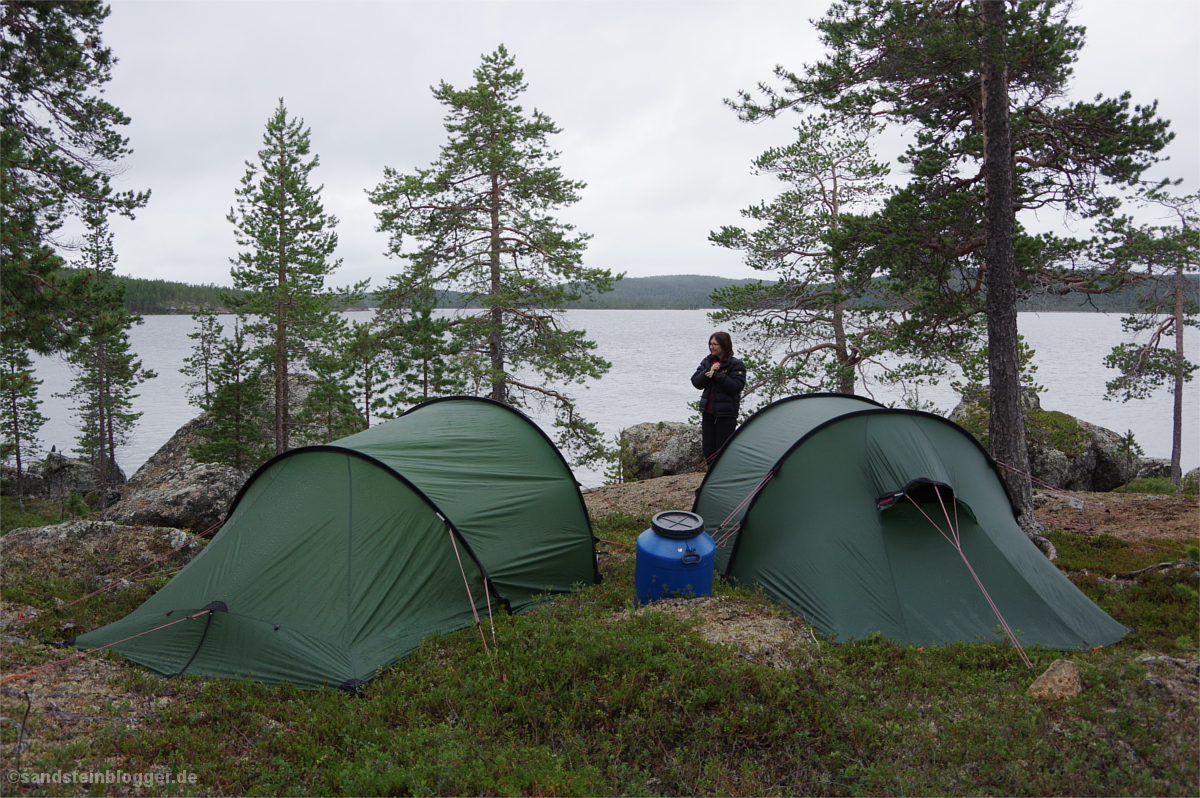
[120,275,239,314]
[113,271,1197,314]
[561,274,765,309]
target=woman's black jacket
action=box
[691,355,747,419]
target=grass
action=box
[1,511,1197,796]
[0,495,91,536]
[1115,476,1199,496]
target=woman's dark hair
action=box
[709,331,733,358]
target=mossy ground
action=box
[1,491,1196,796]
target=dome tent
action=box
[73,397,598,691]
[693,394,1128,649]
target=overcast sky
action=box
[97,0,1199,290]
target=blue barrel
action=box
[635,510,715,605]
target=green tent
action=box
[693,394,1128,649]
[74,397,598,691]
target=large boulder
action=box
[1028,418,1141,492]
[949,392,1141,492]
[21,452,125,505]
[1137,458,1174,480]
[260,372,365,448]
[0,463,45,497]
[0,520,204,585]
[99,414,248,532]
[620,422,704,481]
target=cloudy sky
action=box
[97,0,1199,290]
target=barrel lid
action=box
[650,510,705,539]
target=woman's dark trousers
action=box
[701,413,737,462]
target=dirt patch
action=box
[1034,489,1199,544]
[585,474,1198,547]
[583,472,704,521]
[614,595,818,670]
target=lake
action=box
[28,309,1199,488]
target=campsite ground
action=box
[582,471,1200,544]
[0,480,1196,796]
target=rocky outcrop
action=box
[950,393,1142,492]
[99,414,247,532]
[1027,418,1141,492]
[96,372,364,531]
[0,521,204,584]
[0,463,45,496]
[7,453,126,505]
[1137,459,1174,480]
[620,422,704,481]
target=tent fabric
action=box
[693,394,1128,650]
[75,397,597,690]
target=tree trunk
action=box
[1171,259,1185,486]
[830,183,855,395]
[9,387,24,495]
[275,235,289,454]
[488,172,505,403]
[275,315,287,455]
[981,0,1036,529]
[97,344,111,501]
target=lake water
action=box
[27,309,1199,488]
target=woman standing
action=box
[691,331,747,462]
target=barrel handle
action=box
[681,549,701,565]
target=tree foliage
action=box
[227,99,362,454]
[343,319,396,427]
[189,320,271,472]
[180,307,223,408]
[54,211,154,499]
[1102,185,1198,486]
[1,0,149,354]
[0,332,46,492]
[709,113,914,403]
[367,46,617,465]
[729,0,1174,522]
[369,285,465,416]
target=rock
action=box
[1136,458,1173,480]
[99,462,245,532]
[950,393,1140,492]
[1028,418,1140,493]
[1027,659,1083,700]
[621,422,704,481]
[23,452,124,504]
[0,521,204,583]
[99,414,248,532]
[0,463,45,497]
[260,372,364,448]
[1184,468,1200,494]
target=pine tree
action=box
[227,99,363,454]
[0,333,46,494]
[730,0,1173,528]
[54,211,155,499]
[190,321,271,472]
[1102,186,1198,487]
[1,0,150,354]
[294,336,363,444]
[368,46,616,465]
[709,113,923,404]
[372,283,464,415]
[180,307,223,408]
[344,318,396,426]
